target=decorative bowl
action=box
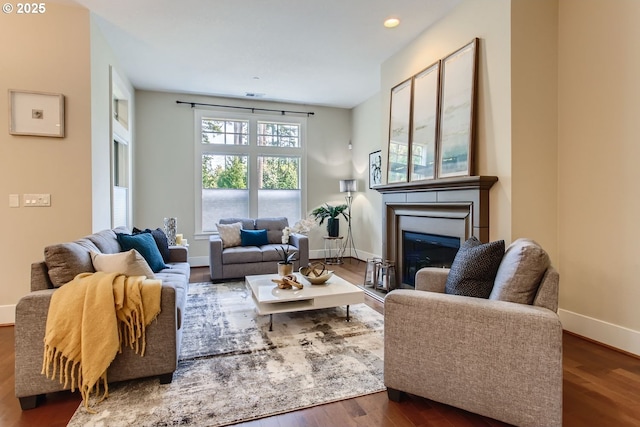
[299,265,333,285]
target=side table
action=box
[323,236,344,265]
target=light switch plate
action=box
[23,194,51,207]
[9,194,19,208]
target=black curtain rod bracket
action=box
[176,100,314,117]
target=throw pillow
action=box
[489,238,551,305]
[133,227,171,263]
[44,239,98,288]
[116,232,169,273]
[216,222,243,248]
[90,249,155,279]
[240,229,269,246]
[445,237,505,298]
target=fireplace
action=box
[376,176,497,292]
[402,231,460,288]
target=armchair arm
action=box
[414,267,449,293]
[289,233,309,267]
[209,235,224,280]
[384,290,563,427]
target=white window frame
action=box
[194,109,307,237]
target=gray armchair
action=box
[384,239,563,427]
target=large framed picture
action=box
[369,150,382,188]
[387,78,412,184]
[9,90,65,137]
[437,38,478,178]
[411,61,440,181]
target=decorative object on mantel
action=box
[163,217,177,245]
[275,245,296,276]
[385,38,479,183]
[9,90,65,138]
[311,203,349,238]
[369,150,382,187]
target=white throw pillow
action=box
[216,222,243,248]
[90,249,155,279]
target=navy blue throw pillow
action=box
[133,227,171,263]
[240,229,269,247]
[117,232,169,273]
[444,237,505,298]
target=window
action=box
[195,110,306,234]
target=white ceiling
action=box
[70,0,460,108]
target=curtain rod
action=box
[176,100,314,117]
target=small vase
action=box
[164,217,177,245]
[277,262,293,276]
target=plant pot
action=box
[327,218,339,237]
[277,262,294,276]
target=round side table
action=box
[323,236,344,265]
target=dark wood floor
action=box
[2,261,639,427]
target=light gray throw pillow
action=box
[489,238,550,305]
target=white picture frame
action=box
[9,90,65,138]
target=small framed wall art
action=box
[9,90,65,137]
[369,150,382,188]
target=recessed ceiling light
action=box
[384,17,400,28]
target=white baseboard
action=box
[559,309,640,356]
[1,305,16,325]
[188,255,209,267]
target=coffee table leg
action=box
[346,305,350,322]
[269,314,273,331]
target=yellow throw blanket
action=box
[42,271,161,411]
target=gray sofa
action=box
[14,228,190,409]
[209,217,309,281]
[384,239,563,427]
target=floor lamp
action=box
[339,179,360,262]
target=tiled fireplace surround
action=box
[375,176,498,289]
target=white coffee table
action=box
[246,272,365,331]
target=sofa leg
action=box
[19,394,44,410]
[159,373,173,384]
[387,388,405,402]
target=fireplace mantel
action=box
[375,176,498,289]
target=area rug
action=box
[67,281,385,426]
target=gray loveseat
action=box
[209,217,309,281]
[14,228,190,409]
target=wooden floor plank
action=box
[2,263,640,427]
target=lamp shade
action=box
[339,179,357,193]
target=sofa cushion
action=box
[133,227,171,263]
[255,217,289,244]
[445,237,505,298]
[261,244,298,262]
[220,217,255,230]
[216,222,243,248]
[223,246,262,264]
[117,232,169,273]
[86,229,121,254]
[90,249,155,278]
[44,239,98,287]
[241,229,269,246]
[489,238,551,305]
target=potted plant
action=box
[311,203,349,237]
[275,245,297,276]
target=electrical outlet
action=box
[23,194,51,207]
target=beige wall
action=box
[369,0,512,248]
[558,0,640,352]
[351,93,383,259]
[0,3,93,323]
[134,90,352,265]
